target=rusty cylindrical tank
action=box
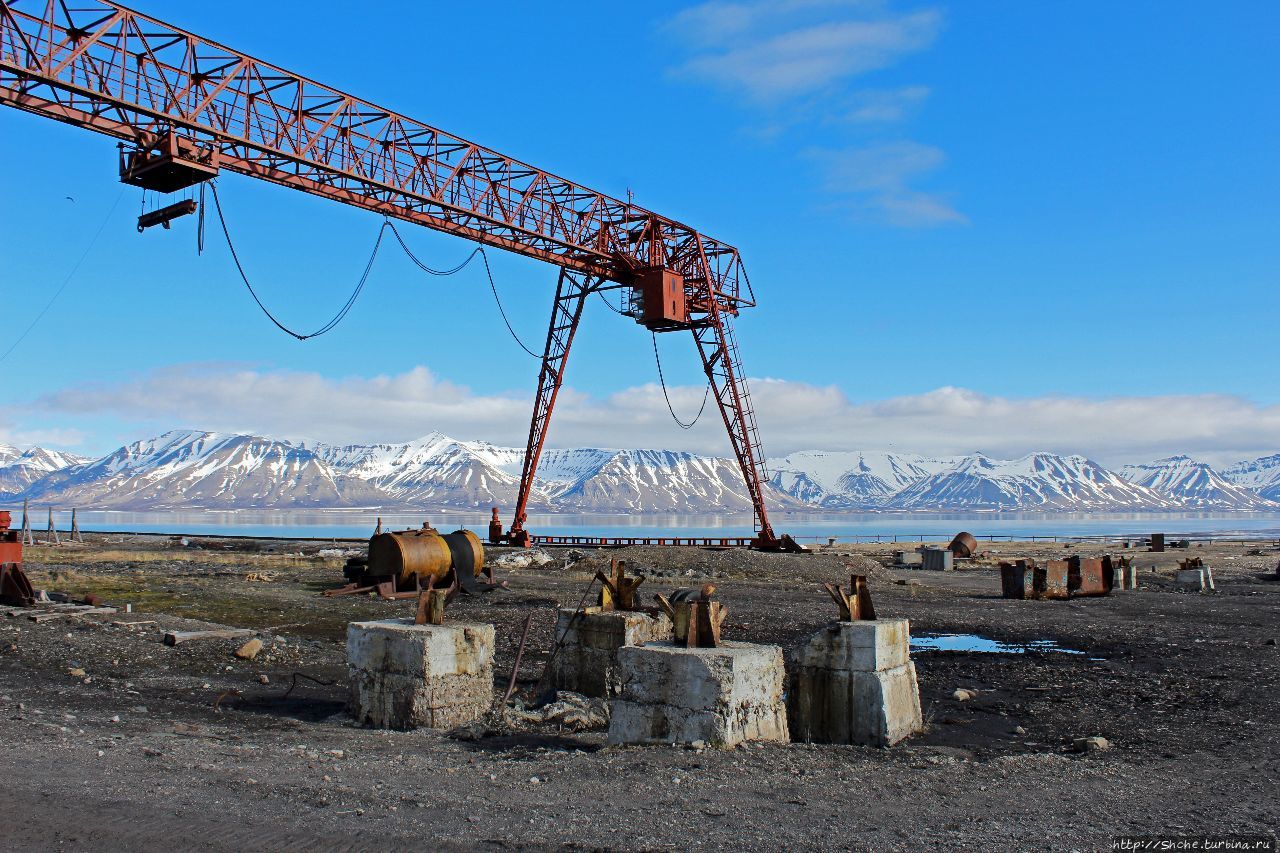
[948,531,979,558]
[365,527,485,588]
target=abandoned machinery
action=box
[0,0,805,553]
[999,555,1136,600]
[327,523,494,600]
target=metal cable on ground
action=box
[0,187,126,364]
[652,331,712,429]
[387,221,540,359]
[209,180,385,340]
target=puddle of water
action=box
[911,633,1084,655]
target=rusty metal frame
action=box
[0,0,779,544]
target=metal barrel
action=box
[948,531,979,558]
[365,527,486,588]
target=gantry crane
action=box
[0,0,801,550]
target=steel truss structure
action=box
[0,0,789,547]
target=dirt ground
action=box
[1,533,1277,851]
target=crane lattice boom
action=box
[0,0,793,548]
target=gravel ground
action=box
[0,533,1277,850]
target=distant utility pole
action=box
[71,508,83,543]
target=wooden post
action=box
[46,507,60,546]
[71,508,83,543]
[374,516,383,535]
[20,499,32,546]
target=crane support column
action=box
[507,268,597,546]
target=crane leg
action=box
[691,303,795,551]
[508,268,597,546]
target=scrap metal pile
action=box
[999,555,1137,600]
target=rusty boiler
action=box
[346,523,485,590]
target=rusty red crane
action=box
[0,0,800,550]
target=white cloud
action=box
[836,85,931,123]
[805,141,965,226]
[668,1,942,101]
[17,365,1280,469]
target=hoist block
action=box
[120,133,220,194]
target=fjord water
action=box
[17,510,1280,541]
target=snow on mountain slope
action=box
[0,447,90,496]
[552,449,798,512]
[885,452,1175,511]
[1222,454,1280,502]
[24,430,385,509]
[314,432,535,509]
[1122,456,1277,509]
[767,450,962,507]
[0,445,21,467]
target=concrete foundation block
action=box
[607,641,789,748]
[550,607,671,698]
[1176,568,1206,591]
[347,618,494,730]
[787,619,924,747]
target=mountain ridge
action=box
[3,430,1277,513]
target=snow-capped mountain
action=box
[767,451,961,508]
[313,433,794,512]
[0,446,90,497]
[884,452,1176,511]
[1222,454,1280,503]
[314,433,530,509]
[8,429,1278,513]
[21,430,383,509]
[1122,456,1278,510]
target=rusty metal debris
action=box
[0,511,34,607]
[595,559,645,611]
[948,532,979,559]
[655,584,726,648]
[1000,555,1132,600]
[823,574,876,621]
[328,521,500,599]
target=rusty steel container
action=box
[999,560,1036,599]
[948,531,979,558]
[366,527,484,587]
[1068,556,1110,597]
[1038,561,1071,600]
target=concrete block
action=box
[787,618,923,747]
[550,606,671,698]
[1176,568,1206,591]
[347,618,494,730]
[607,641,788,748]
[789,619,910,672]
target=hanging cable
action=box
[477,247,540,359]
[385,220,539,359]
[0,187,126,365]
[386,221,481,275]
[208,180,384,340]
[651,331,712,429]
[597,290,626,315]
[196,181,207,255]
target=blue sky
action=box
[1,0,1277,466]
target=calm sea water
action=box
[7,508,1280,541]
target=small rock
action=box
[689,740,707,750]
[952,688,976,702]
[109,715,120,723]
[529,776,541,784]
[1013,726,1027,736]
[1073,736,1110,753]
[234,638,263,661]
[68,668,86,678]
[1265,638,1276,646]
[258,674,271,685]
